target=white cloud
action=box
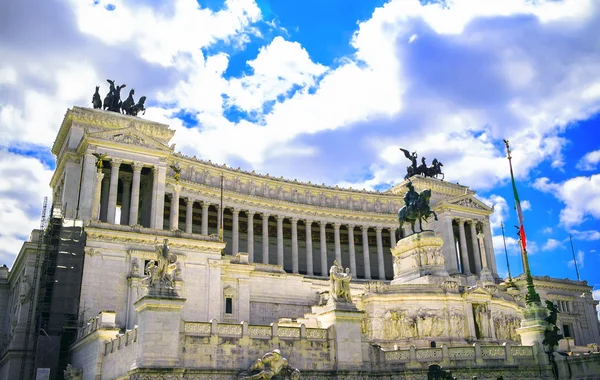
[542,227,552,234]
[534,175,600,227]
[570,229,600,241]
[0,150,53,267]
[568,250,585,269]
[521,200,531,211]
[576,149,600,171]
[542,238,563,251]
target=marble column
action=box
[169,186,180,230]
[99,173,110,222]
[389,227,397,248]
[106,158,122,224]
[150,166,158,228]
[478,233,489,270]
[362,226,371,280]
[291,217,299,274]
[440,214,460,275]
[185,198,194,233]
[469,221,482,275]
[376,227,385,280]
[201,202,209,235]
[262,213,270,264]
[129,162,143,226]
[305,220,314,276]
[120,177,132,225]
[276,216,284,267]
[91,171,104,220]
[232,208,240,255]
[247,211,255,262]
[334,222,342,265]
[319,221,328,277]
[348,224,356,276]
[151,164,167,230]
[458,219,471,275]
[482,220,497,276]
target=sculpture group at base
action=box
[329,260,352,303]
[240,349,300,380]
[398,181,438,234]
[92,79,147,116]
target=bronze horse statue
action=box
[92,86,102,109]
[121,88,135,114]
[398,189,438,234]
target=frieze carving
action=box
[364,308,466,340]
[492,312,521,341]
[453,197,489,211]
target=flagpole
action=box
[500,222,513,283]
[504,139,540,305]
[569,234,581,281]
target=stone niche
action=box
[391,230,448,284]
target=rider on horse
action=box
[404,181,419,211]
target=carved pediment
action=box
[88,126,172,151]
[444,195,493,212]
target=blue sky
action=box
[0,0,599,301]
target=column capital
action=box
[388,225,397,231]
[361,225,370,231]
[247,210,256,216]
[184,196,195,204]
[319,220,328,227]
[261,212,270,219]
[232,207,240,215]
[111,158,123,167]
[375,226,383,232]
[173,183,181,193]
[333,222,341,229]
[132,161,144,171]
[201,201,210,208]
[347,223,355,229]
[456,218,467,225]
[305,219,313,225]
[276,215,285,221]
[291,217,299,224]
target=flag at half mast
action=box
[504,139,527,251]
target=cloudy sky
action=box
[1,0,599,296]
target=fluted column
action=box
[262,213,270,264]
[334,222,342,265]
[169,186,180,230]
[362,226,371,280]
[440,214,459,275]
[120,177,132,225]
[469,220,482,275]
[277,215,284,267]
[106,158,122,223]
[100,175,109,221]
[291,217,299,274]
[151,164,167,230]
[185,197,194,233]
[232,208,240,255]
[482,220,497,276]
[129,162,143,226]
[91,171,104,220]
[391,227,399,247]
[348,224,356,276]
[247,211,255,262]
[458,219,471,275]
[305,220,314,276]
[201,202,209,235]
[376,227,385,280]
[150,166,158,227]
[319,221,327,276]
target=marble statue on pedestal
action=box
[143,238,178,290]
[329,260,352,303]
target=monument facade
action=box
[0,106,599,379]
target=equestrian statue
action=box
[399,148,444,180]
[398,181,438,235]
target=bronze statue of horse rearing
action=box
[398,189,438,234]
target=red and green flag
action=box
[504,140,527,251]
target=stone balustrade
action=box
[104,327,138,356]
[381,343,536,369]
[184,320,328,341]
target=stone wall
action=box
[101,329,139,380]
[181,321,332,371]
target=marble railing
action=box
[104,327,138,356]
[383,343,535,367]
[184,320,328,341]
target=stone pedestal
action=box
[315,301,364,370]
[133,293,186,368]
[391,231,448,284]
[517,302,550,347]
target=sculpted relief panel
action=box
[492,312,521,342]
[362,308,466,341]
